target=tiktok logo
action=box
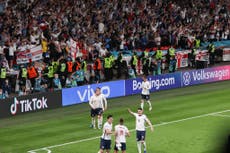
[10,97,19,115]
[10,97,48,115]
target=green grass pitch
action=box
[0,81,230,153]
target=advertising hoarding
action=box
[181,65,230,86]
[0,90,62,118]
[125,72,182,95]
[62,80,125,106]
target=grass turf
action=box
[0,81,230,153]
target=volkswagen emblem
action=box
[183,72,191,86]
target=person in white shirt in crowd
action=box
[128,108,154,153]
[114,118,130,153]
[98,21,105,34]
[30,30,40,45]
[98,114,113,153]
[8,42,16,69]
[140,75,152,111]
[99,46,108,57]
[89,87,107,129]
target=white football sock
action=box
[98,116,103,129]
[147,100,152,110]
[92,118,96,128]
[141,102,144,110]
[137,141,142,153]
[147,100,152,107]
[143,141,147,151]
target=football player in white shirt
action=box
[128,108,154,153]
[141,76,152,111]
[114,118,130,153]
[89,87,107,129]
[99,115,113,153]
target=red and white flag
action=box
[16,45,43,64]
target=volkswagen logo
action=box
[183,72,191,86]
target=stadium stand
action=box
[0,0,229,98]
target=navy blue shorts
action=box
[91,108,103,117]
[114,143,126,151]
[141,94,150,100]
[100,138,111,150]
[136,130,146,141]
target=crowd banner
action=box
[62,80,125,106]
[16,45,43,64]
[0,90,62,118]
[181,65,230,87]
[223,48,230,61]
[195,50,209,61]
[125,72,182,96]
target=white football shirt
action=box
[89,94,107,109]
[115,125,129,143]
[101,122,113,140]
[134,113,147,131]
[141,80,151,95]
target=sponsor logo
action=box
[10,97,48,115]
[132,77,176,90]
[192,69,229,81]
[182,72,191,86]
[77,85,110,101]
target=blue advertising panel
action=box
[125,72,182,95]
[181,65,230,87]
[62,80,125,106]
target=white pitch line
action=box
[211,114,230,118]
[27,109,230,153]
[41,148,52,153]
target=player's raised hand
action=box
[127,108,133,114]
[128,108,135,116]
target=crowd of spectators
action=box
[0,0,229,98]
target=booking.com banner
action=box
[62,80,125,106]
[181,65,230,86]
[125,72,182,95]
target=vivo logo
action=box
[77,85,110,102]
[10,97,48,115]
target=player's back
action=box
[115,124,128,143]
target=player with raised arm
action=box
[128,108,154,153]
[89,87,107,129]
[141,75,152,111]
[98,115,113,153]
[114,118,130,153]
